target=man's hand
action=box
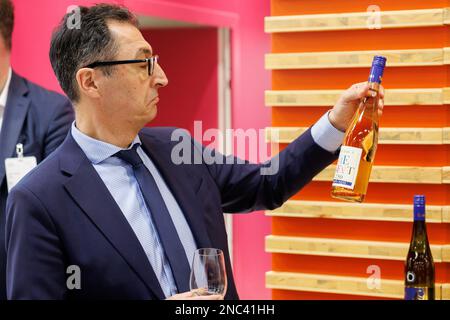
[328,82,385,132]
[166,289,224,300]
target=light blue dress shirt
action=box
[71,122,198,298]
[311,111,345,152]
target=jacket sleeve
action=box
[195,128,338,213]
[5,185,67,300]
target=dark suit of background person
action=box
[0,0,74,300]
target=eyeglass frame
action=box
[84,55,159,76]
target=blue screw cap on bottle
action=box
[413,194,425,221]
[368,55,387,84]
[372,55,387,67]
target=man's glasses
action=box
[84,55,159,76]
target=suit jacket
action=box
[5,125,337,300]
[0,71,74,300]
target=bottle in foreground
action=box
[404,195,435,300]
[331,55,386,203]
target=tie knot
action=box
[115,144,143,167]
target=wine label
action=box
[332,146,362,189]
[404,287,435,300]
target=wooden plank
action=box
[443,167,450,184]
[266,271,444,299]
[442,246,450,262]
[445,8,450,25]
[266,127,448,145]
[265,48,447,70]
[443,207,450,223]
[266,89,341,107]
[266,235,450,262]
[378,128,444,144]
[442,284,450,300]
[265,88,450,106]
[266,271,402,299]
[265,200,449,223]
[265,8,446,33]
[442,128,450,144]
[315,165,445,184]
[444,48,450,65]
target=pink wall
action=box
[228,2,271,300]
[11,0,109,92]
[10,0,271,299]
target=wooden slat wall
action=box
[266,88,450,106]
[266,235,450,262]
[267,0,450,300]
[265,8,450,33]
[266,48,450,69]
[266,200,450,223]
[266,127,450,145]
[266,271,446,299]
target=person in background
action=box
[0,0,74,300]
[5,4,383,300]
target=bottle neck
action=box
[414,204,425,222]
[368,81,380,92]
[411,205,429,247]
[360,81,380,119]
[413,219,427,235]
[411,220,430,252]
[367,59,383,97]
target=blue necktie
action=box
[115,145,191,293]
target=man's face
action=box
[96,21,168,127]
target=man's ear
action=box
[76,68,101,99]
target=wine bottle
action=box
[404,195,435,300]
[331,55,386,203]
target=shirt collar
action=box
[71,121,142,165]
[0,68,12,108]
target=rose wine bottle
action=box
[331,55,386,203]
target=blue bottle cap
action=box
[368,56,387,84]
[414,195,425,207]
[372,55,387,68]
[413,195,425,221]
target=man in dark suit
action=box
[5,4,383,300]
[0,0,74,300]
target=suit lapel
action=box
[0,72,31,184]
[139,132,213,250]
[60,134,165,299]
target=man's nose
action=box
[152,63,168,88]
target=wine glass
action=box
[189,248,227,297]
